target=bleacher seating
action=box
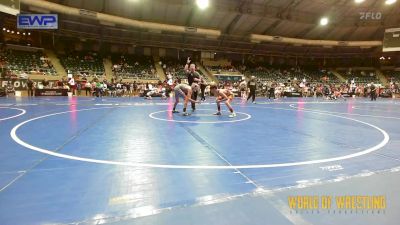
[160,57,185,79]
[383,70,400,83]
[160,57,209,81]
[307,70,340,84]
[207,65,239,74]
[0,49,56,77]
[59,51,104,76]
[111,54,157,80]
[243,67,339,84]
[339,70,380,84]
[245,67,286,82]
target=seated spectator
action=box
[6,82,15,97]
[41,78,49,88]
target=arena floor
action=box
[0,96,399,225]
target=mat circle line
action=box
[10,105,389,169]
[0,107,26,121]
[149,109,252,124]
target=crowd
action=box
[207,65,238,74]
[160,57,191,80]
[1,48,398,100]
[59,51,105,77]
[59,77,170,98]
[112,55,157,80]
[0,48,56,78]
[215,75,398,101]
[2,70,398,100]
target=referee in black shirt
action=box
[370,82,377,101]
[185,57,202,111]
[247,76,257,103]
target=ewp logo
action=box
[17,14,58,29]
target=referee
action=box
[247,76,257,103]
[370,82,377,101]
[184,57,202,111]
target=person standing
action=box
[41,78,49,88]
[370,82,377,101]
[68,77,76,96]
[239,79,247,100]
[6,81,15,97]
[76,82,82,96]
[200,77,207,101]
[84,80,92,96]
[268,82,276,100]
[27,78,34,97]
[184,57,201,111]
[350,79,356,97]
[246,76,257,103]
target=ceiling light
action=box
[196,0,209,10]
[320,17,329,26]
[385,0,396,5]
[2,28,5,31]
[354,0,365,3]
[28,32,31,35]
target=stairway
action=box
[197,63,218,83]
[375,69,389,85]
[153,56,166,81]
[331,70,346,82]
[44,49,66,77]
[103,57,114,81]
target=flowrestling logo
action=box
[17,14,58,29]
[359,12,382,20]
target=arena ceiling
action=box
[20,0,400,56]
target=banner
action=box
[17,14,58,29]
[0,79,58,91]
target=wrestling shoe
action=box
[182,112,190,116]
[172,110,179,113]
[229,112,237,118]
[213,111,222,116]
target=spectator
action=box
[27,78,34,97]
[6,82,15,97]
[68,77,76,95]
[41,78,49,88]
